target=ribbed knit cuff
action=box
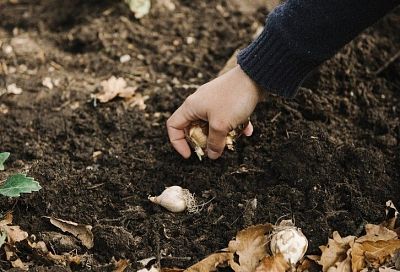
[237,23,318,98]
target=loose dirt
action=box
[0,0,399,270]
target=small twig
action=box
[374,50,400,75]
[270,112,282,123]
[87,183,105,190]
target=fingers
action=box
[243,121,253,137]
[166,105,193,159]
[207,120,230,160]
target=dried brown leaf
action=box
[318,231,356,272]
[356,224,398,243]
[113,259,130,272]
[255,254,290,272]
[97,76,137,103]
[2,225,28,243]
[47,252,83,266]
[228,224,273,272]
[352,240,400,272]
[185,252,233,272]
[0,212,13,226]
[47,217,94,249]
[123,93,149,110]
[296,259,313,272]
[5,244,28,270]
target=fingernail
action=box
[207,149,221,160]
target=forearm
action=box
[238,0,400,98]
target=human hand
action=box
[167,65,262,160]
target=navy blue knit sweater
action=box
[238,0,400,98]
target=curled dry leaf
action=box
[356,224,398,243]
[47,217,94,249]
[351,240,400,272]
[96,76,138,103]
[2,225,28,243]
[5,244,28,270]
[228,224,273,272]
[123,93,149,110]
[318,231,356,272]
[255,254,290,272]
[28,240,85,266]
[0,212,13,226]
[185,252,233,272]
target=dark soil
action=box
[0,0,399,271]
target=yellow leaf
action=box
[255,254,290,272]
[228,224,273,272]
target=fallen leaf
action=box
[318,231,356,272]
[0,173,42,197]
[47,217,94,249]
[113,258,130,272]
[1,225,28,243]
[185,252,233,272]
[124,0,151,18]
[352,240,400,272]
[356,224,398,243]
[255,254,290,272]
[228,224,273,272]
[0,212,13,226]
[123,93,149,110]
[47,252,83,266]
[5,244,28,270]
[296,259,313,272]
[97,76,137,103]
[326,248,351,272]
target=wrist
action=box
[234,65,264,103]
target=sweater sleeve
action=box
[237,0,400,98]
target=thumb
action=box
[207,121,230,160]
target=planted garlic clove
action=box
[270,220,308,266]
[148,186,198,213]
[185,120,248,160]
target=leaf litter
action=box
[46,217,94,249]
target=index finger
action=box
[166,105,193,159]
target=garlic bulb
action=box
[148,186,198,213]
[270,220,308,266]
[185,120,248,160]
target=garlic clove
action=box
[270,223,308,266]
[148,186,199,213]
[185,120,249,160]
